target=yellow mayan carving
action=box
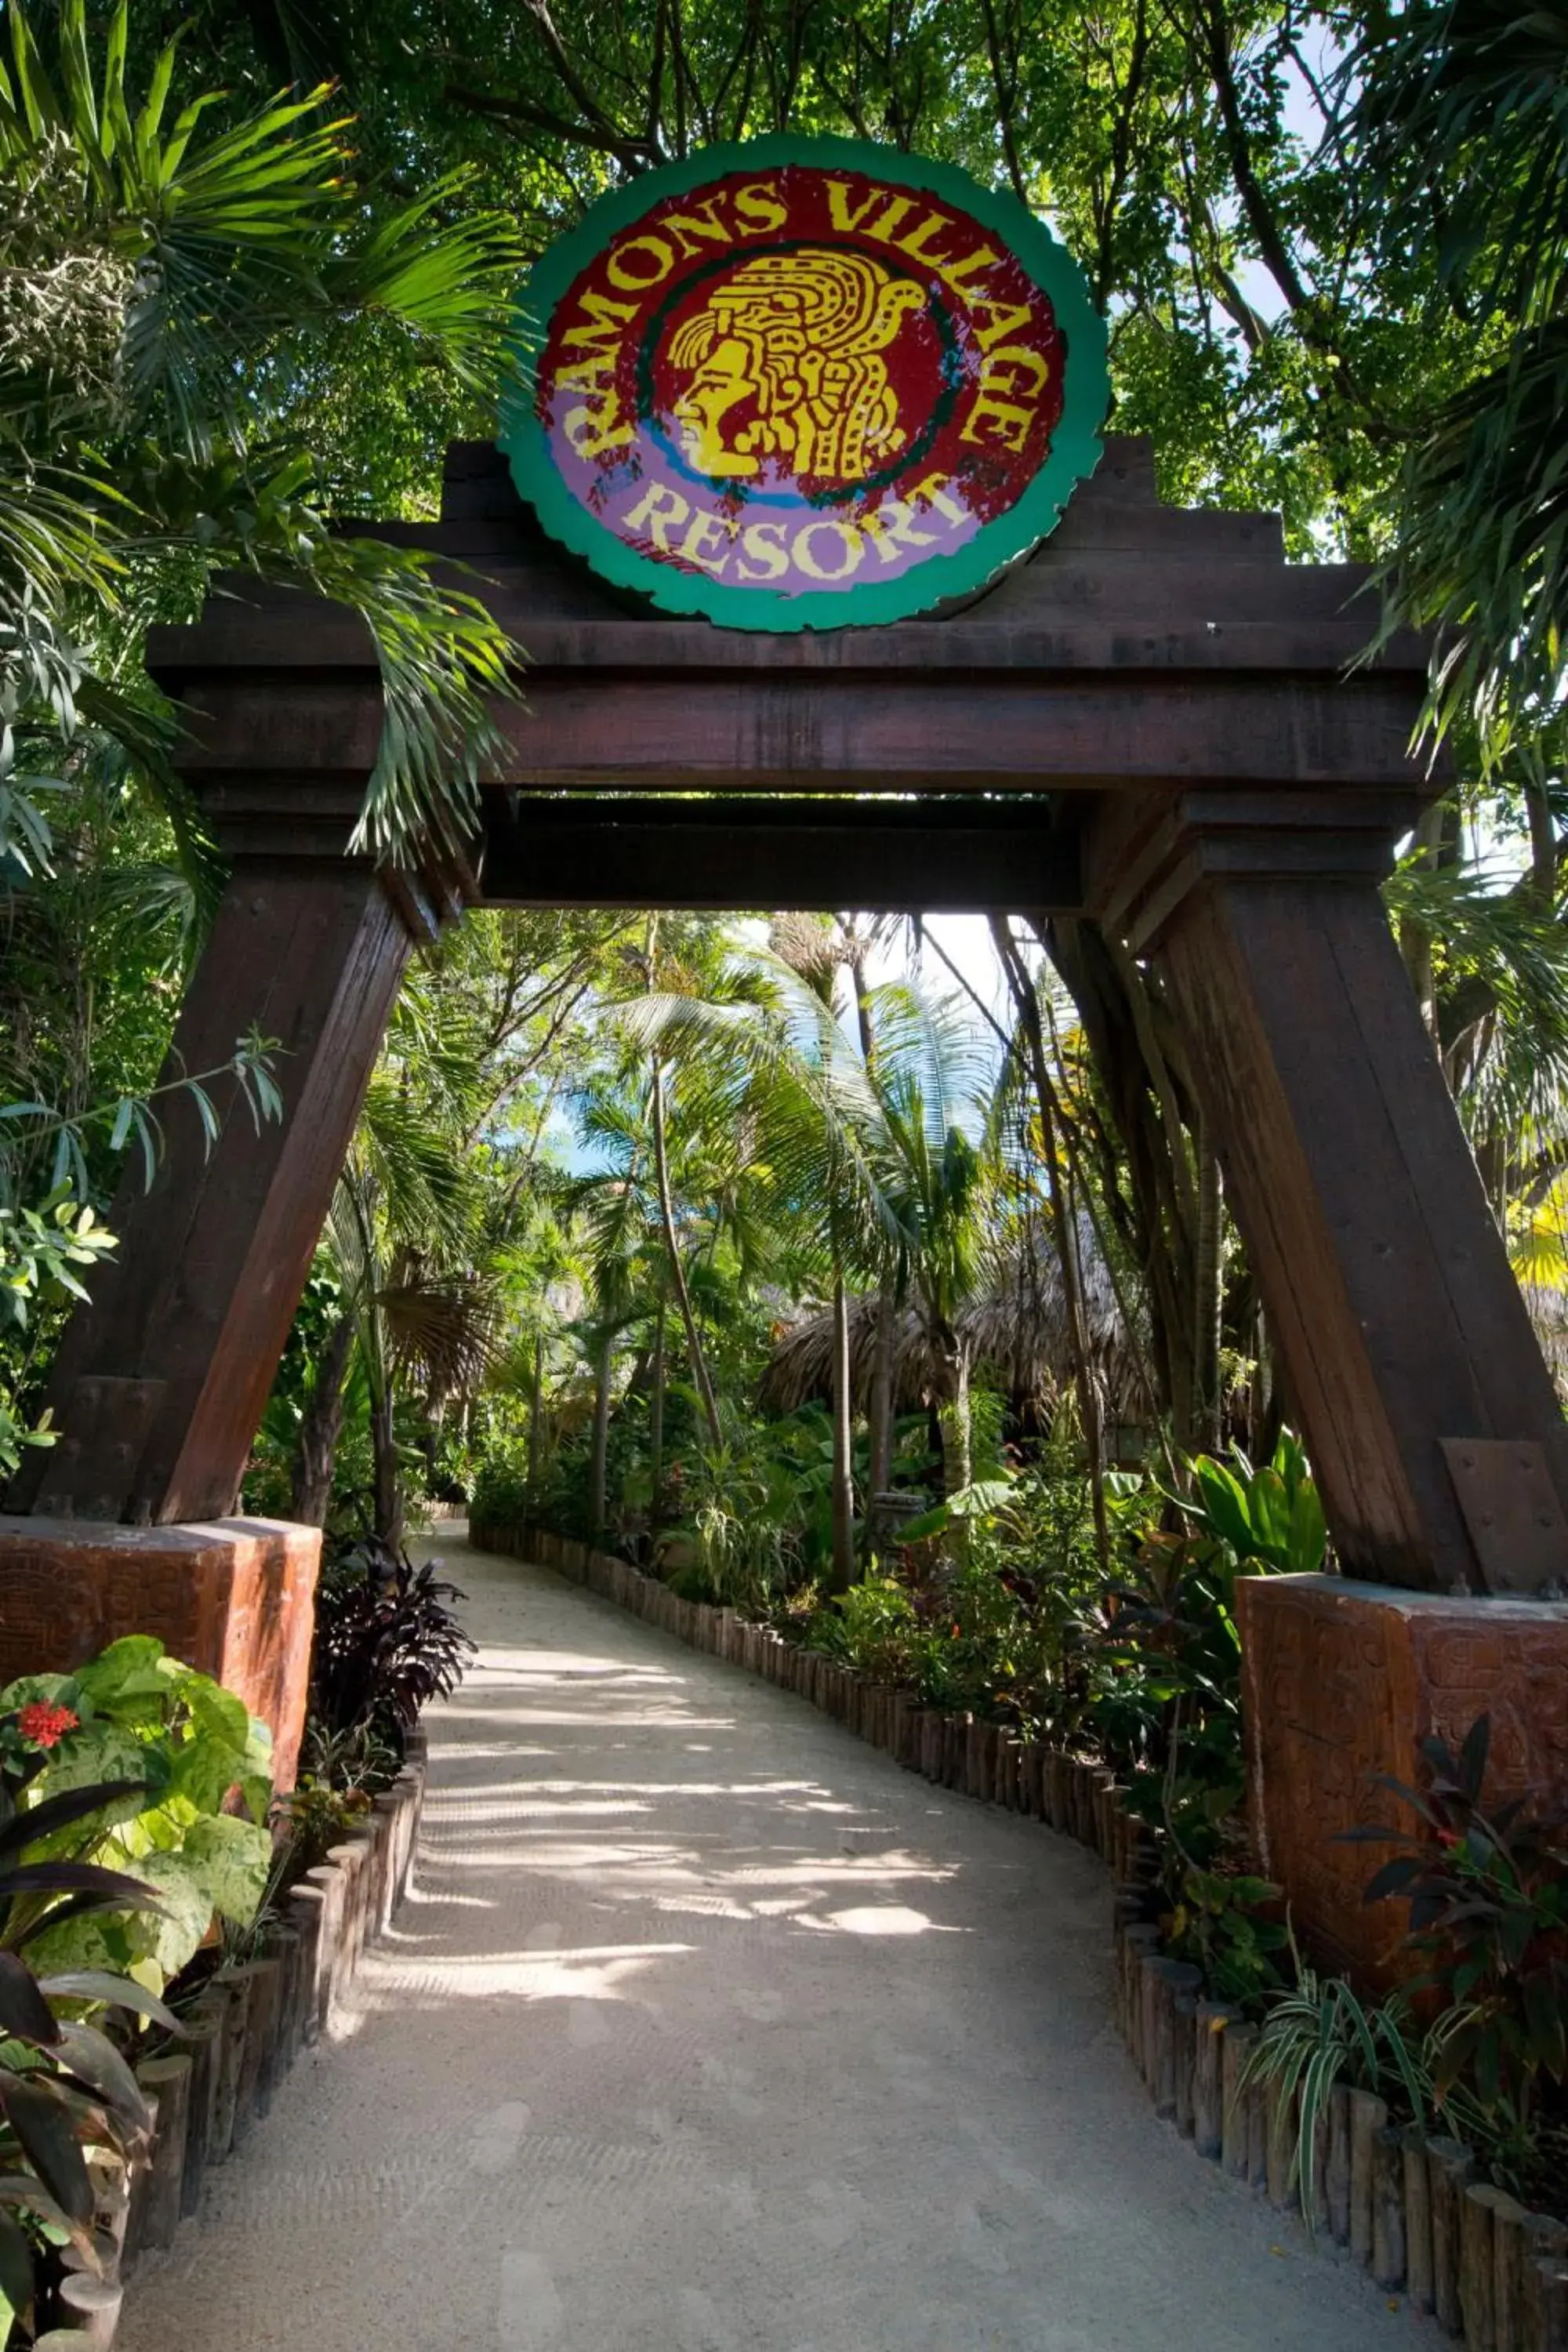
[667,248,924,481]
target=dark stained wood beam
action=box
[477,796,1082,913]
[9,860,412,1526]
[1087,789,1568,1595]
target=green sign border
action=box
[498,134,1109,631]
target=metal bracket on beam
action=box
[1440,1437,1568,1595]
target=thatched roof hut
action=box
[757,1228,1152,1422]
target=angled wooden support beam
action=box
[9,855,414,1526]
[1087,788,1568,1594]
[477,794,1083,913]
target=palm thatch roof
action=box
[757,1228,1152,1422]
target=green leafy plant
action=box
[1166,1867,1289,2005]
[1180,1432,1327,1577]
[2,1638,275,1991]
[0,1698,179,2339]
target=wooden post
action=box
[1428,2138,1475,2337]
[1401,2128,1435,2314]
[9,858,414,1525]
[1348,2088,1388,2264]
[133,2053,192,2253]
[1087,790,1568,1595]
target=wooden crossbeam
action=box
[477,795,1082,913]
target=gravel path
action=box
[123,1530,1437,2351]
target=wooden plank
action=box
[169,676,1428,794]
[478,795,1083,912]
[10,862,412,1525]
[150,609,1425,679]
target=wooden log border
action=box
[475,1517,1568,2352]
[77,1733,428,2347]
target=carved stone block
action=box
[0,1515,321,1791]
[1236,1573,1568,1987]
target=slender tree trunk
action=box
[648,1295,666,1532]
[651,1057,722,1451]
[589,1330,612,1537]
[1192,1116,1223,1453]
[866,1284,898,1548]
[828,1265,855,1592]
[951,1339,973,1494]
[288,1311,354,1526]
[370,1374,403,1552]
[991,918,1112,1569]
[526,1328,545,1500]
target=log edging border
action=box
[474,1519,1568,2351]
[59,1735,429,2347]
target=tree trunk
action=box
[589,1330,612,1537]
[526,1328,545,1499]
[866,1284,898,1552]
[1192,1119,1223,1453]
[951,1338,973,1495]
[370,1374,403,1552]
[287,1311,354,1526]
[828,1267,855,1592]
[992,917,1112,1568]
[648,1296,666,1533]
[651,1057,722,1451]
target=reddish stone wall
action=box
[0,1514,321,1792]
[1236,1573,1568,1986]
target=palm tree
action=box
[626,952,994,1579]
[1,0,525,874]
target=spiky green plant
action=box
[1241,1962,1431,2231]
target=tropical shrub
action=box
[1347,1713,1568,2200]
[1,1639,274,1992]
[310,1534,474,1754]
[0,1696,181,2339]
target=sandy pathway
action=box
[122,1531,1436,2352]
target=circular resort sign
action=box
[499,136,1109,630]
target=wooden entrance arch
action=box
[9,430,1568,1962]
[15,433,1566,1603]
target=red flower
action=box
[16,1702,78,1750]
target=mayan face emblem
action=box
[502,136,1108,629]
[667,249,926,484]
